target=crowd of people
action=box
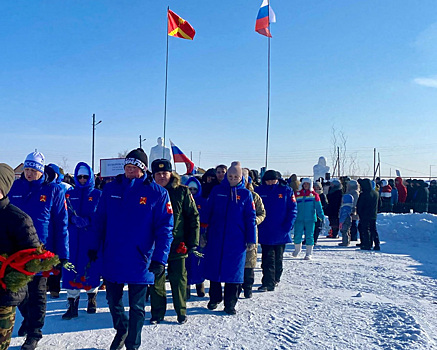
[1,151,435,350]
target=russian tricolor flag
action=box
[255,0,276,38]
[170,140,195,174]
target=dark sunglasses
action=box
[77,175,89,180]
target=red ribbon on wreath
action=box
[0,248,55,290]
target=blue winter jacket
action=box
[185,177,207,285]
[295,189,325,222]
[203,179,256,284]
[255,183,297,245]
[339,194,354,224]
[94,173,174,284]
[9,171,69,259]
[63,162,102,289]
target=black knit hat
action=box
[263,170,280,181]
[151,159,172,174]
[125,148,148,171]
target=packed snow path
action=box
[9,213,437,349]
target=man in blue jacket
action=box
[203,163,256,315]
[255,170,297,292]
[93,148,173,350]
[8,151,69,350]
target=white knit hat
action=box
[77,166,89,176]
[24,152,45,173]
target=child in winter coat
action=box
[338,194,354,246]
[345,180,360,242]
[293,178,324,260]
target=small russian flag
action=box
[255,0,276,38]
[170,140,195,174]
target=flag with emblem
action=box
[168,9,196,40]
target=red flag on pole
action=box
[168,9,196,40]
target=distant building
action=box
[14,163,24,179]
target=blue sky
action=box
[1,0,437,178]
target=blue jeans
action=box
[106,281,147,350]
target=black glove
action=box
[148,261,165,278]
[88,249,98,262]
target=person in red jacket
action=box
[394,177,408,213]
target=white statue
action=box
[313,156,330,181]
[149,137,173,165]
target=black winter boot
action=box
[87,293,97,314]
[196,283,205,297]
[110,331,128,350]
[21,336,40,350]
[62,297,79,320]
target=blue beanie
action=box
[24,152,45,173]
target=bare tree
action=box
[61,156,69,174]
[118,150,129,158]
[331,127,347,177]
[348,152,360,177]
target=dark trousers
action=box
[329,216,339,237]
[314,220,322,243]
[18,275,47,339]
[358,219,379,249]
[47,269,62,293]
[350,219,358,241]
[106,281,147,350]
[209,281,239,310]
[260,244,285,289]
[242,268,254,291]
[150,258,187,319]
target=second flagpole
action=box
[163,6,170,158]
[265,34,271,170]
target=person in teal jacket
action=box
[293,178,324,260]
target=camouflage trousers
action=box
[0,306,16,350]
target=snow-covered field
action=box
[9,213,437,350]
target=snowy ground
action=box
[9,213,437,350]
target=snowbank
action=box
[377,213,437,244]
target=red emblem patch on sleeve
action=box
[236,195,241,201]
[88,196,93,202]
[139,197,147,205]
[166,202,173,214]
[64,200,67,210]
[291,194,296,202]
[252,201,256,210]
[40,195,46,202]
[66,194,70,199]
[278,194,283,199]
